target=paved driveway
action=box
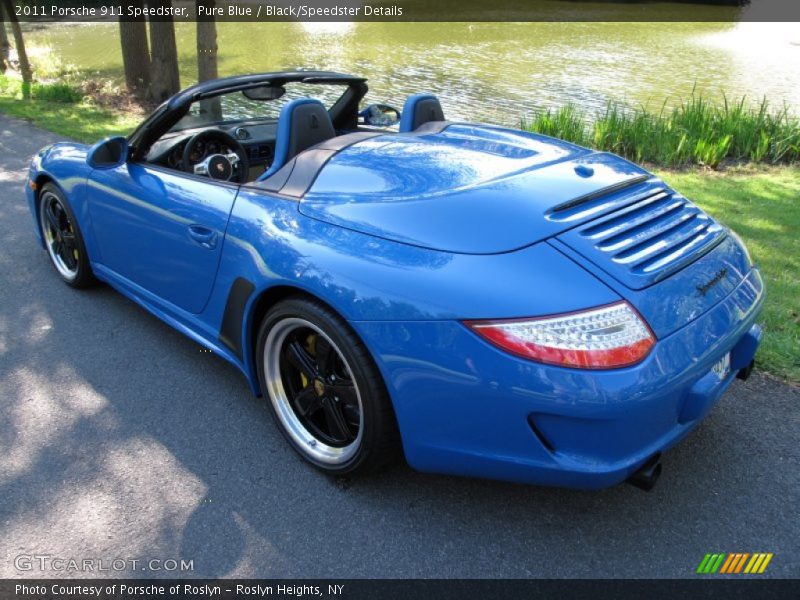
[0,114,797,579]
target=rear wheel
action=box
[38,183,96,288]
[256,297,401,475]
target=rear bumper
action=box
[353,267,764,489]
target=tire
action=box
[256,297,402,476]
[38,183,96,288]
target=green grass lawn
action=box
[659,167,800,383]
[0,76,138,142]
[0,96,138,143]
[0,83,796,382]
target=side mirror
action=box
[360,104,401,127]
[87,136,128,169]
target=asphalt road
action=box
[0,114,798,580]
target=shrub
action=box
[31,82,83,103]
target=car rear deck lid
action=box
[299,128,654,254]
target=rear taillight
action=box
[464,301,655,369]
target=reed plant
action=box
[521,94,800,168]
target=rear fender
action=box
[206,188,622,394]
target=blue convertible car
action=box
[26,71,764,490]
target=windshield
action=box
[169,82,348,132]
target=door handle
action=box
[188,224,218,249]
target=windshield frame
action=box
[128,71,368,161]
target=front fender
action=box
[27,142,95,252]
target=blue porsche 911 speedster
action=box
[26,71,764,490]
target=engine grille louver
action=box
[556,182,726,290]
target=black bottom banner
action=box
[2,579,799,600]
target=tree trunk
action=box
[196,0,218,82]
[0,4,10,73]
[148,0,180,102]
[1,0,31,98]
[196,0,220,119]
[119,2,150,95]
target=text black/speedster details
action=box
[261,5,403,18]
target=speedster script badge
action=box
[697,267,728,296]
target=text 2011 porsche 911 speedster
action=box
[26,71,764,490]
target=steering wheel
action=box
[182,129,250,184]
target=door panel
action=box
[87,163,238,314]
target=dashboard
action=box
[165,138,236,168]
[146,120,279,172]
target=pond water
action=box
[27,19,800,125]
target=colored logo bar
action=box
[697,553,773,574]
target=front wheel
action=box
[256,298,401,476]
[38,183,96,288]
